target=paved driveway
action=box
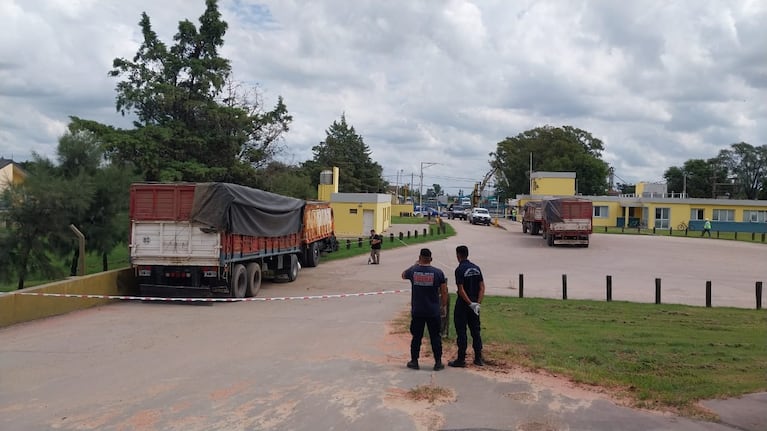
[1,220,764,430]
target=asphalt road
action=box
[1,219,764,430]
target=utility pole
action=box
[420,162,439,211]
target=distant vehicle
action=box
[541,198,593,247]
[447,204,469,220]
[413,205,439,217]
[470,208,492,225]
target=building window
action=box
[654,207,670,229]
[712,209,734,221]
[349,208,358,215]
[690,208,704,221]
[743,210,767,223]
[593,206,608,218]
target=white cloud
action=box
[0,0,765,193]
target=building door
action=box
[363,209,374,235]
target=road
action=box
[1,219,764,430]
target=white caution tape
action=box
[18,289,411,302]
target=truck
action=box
[541,198,593,247]
[128,182,338,298]
[521,201,544,235]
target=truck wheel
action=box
[287,254,299,282]
[523,223,528,233]
[305,242,320,268]
[231,264,247,298]
[245,263,262,297]
[547,234,554,247]
[532,225,539,235]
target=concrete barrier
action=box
[0,268,137,328]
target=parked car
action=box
[470,207,492,225]
[413,205,439,217]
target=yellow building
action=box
[0,158,27,192]
[316,167,392,237]
[516,171,767,233]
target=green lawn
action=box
[595,226,767,244]
[473,296,767,415]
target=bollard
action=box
[655,278,661,304]
[390,233,394,242]
[716,231,720,238]
[414,230,418,238]
[606,275,612,302]
[735,232,738,240]
[346,239,351,249]
[752,232,755,241]
[519,274,524,298]
[399,232,404,241]
[358,237,363,248]
[621,226,625,233]
[757,282,763,310]
[669,227,673,236]
[423,228,427,236]
[762,233,765,243]
[604,226,607,233]
[706,281,712,308]
[652,227,656,234]
[407,231,411,239]
[562,274,568,300]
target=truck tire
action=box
[286,254,299,282]
[547,234,554,247]
[532,224,540,235]
[231,264,247,298]
[305,242,320,268]
[523,223,528,234]
[245,263,262,297]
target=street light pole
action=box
[420,162,439,212]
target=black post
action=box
[655,278,661,304]
[562,274,568,300]
[346,239,351,249]
[706,281,712,308]
[716,231,720,238]
[735,232,738,240]
[606,275,612,302]
[652,227,656,234]
[519,274,524,298]
[669,227,673,236]
[752,232,755,241]
[604,226,607,233]
[757,281,763,310]
[358,237,363,248]
[423,228,427,236]
[399,232,404,241]
[762,233,765,243]
[390,233,394,242]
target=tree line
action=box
[2,0,764,289]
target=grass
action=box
[473,296,767,415]
[595,226,767,244]
[323,217,457,262]
[0,245,131,292]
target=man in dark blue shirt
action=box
[402,248,448,371]
[448,245,486,367]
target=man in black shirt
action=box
[368,229,382,264]
[448,245,486,367]
[402,248,448,371]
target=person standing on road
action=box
[702,219,712,237]
[368,229,382,264]
[448,245,486,368]
[402,248,448,371]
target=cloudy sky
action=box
[1,0,765,194]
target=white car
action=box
[470,208,492,225]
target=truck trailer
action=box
[129,182,338,298]
[541,198,593,247]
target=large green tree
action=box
[0,162,94,289]
[716,142,766,199]
[492,125,609,198]
[303,115,386,193]
[663,158,727,198]
[74,0,291,183]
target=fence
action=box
[600,225,767,243]
[516,274,763,310]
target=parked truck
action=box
[129,182,338,298]
[521,201,544,235]
[541,198,593,247]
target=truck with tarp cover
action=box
[541,198,593,247]
[129,182,338,298]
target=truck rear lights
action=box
[137,266,151,277]
[202,267,217,278]
[164,271,192,278]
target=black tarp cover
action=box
[190,183,304,237]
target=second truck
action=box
[129,182,338,298]
[541,198,593,247]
